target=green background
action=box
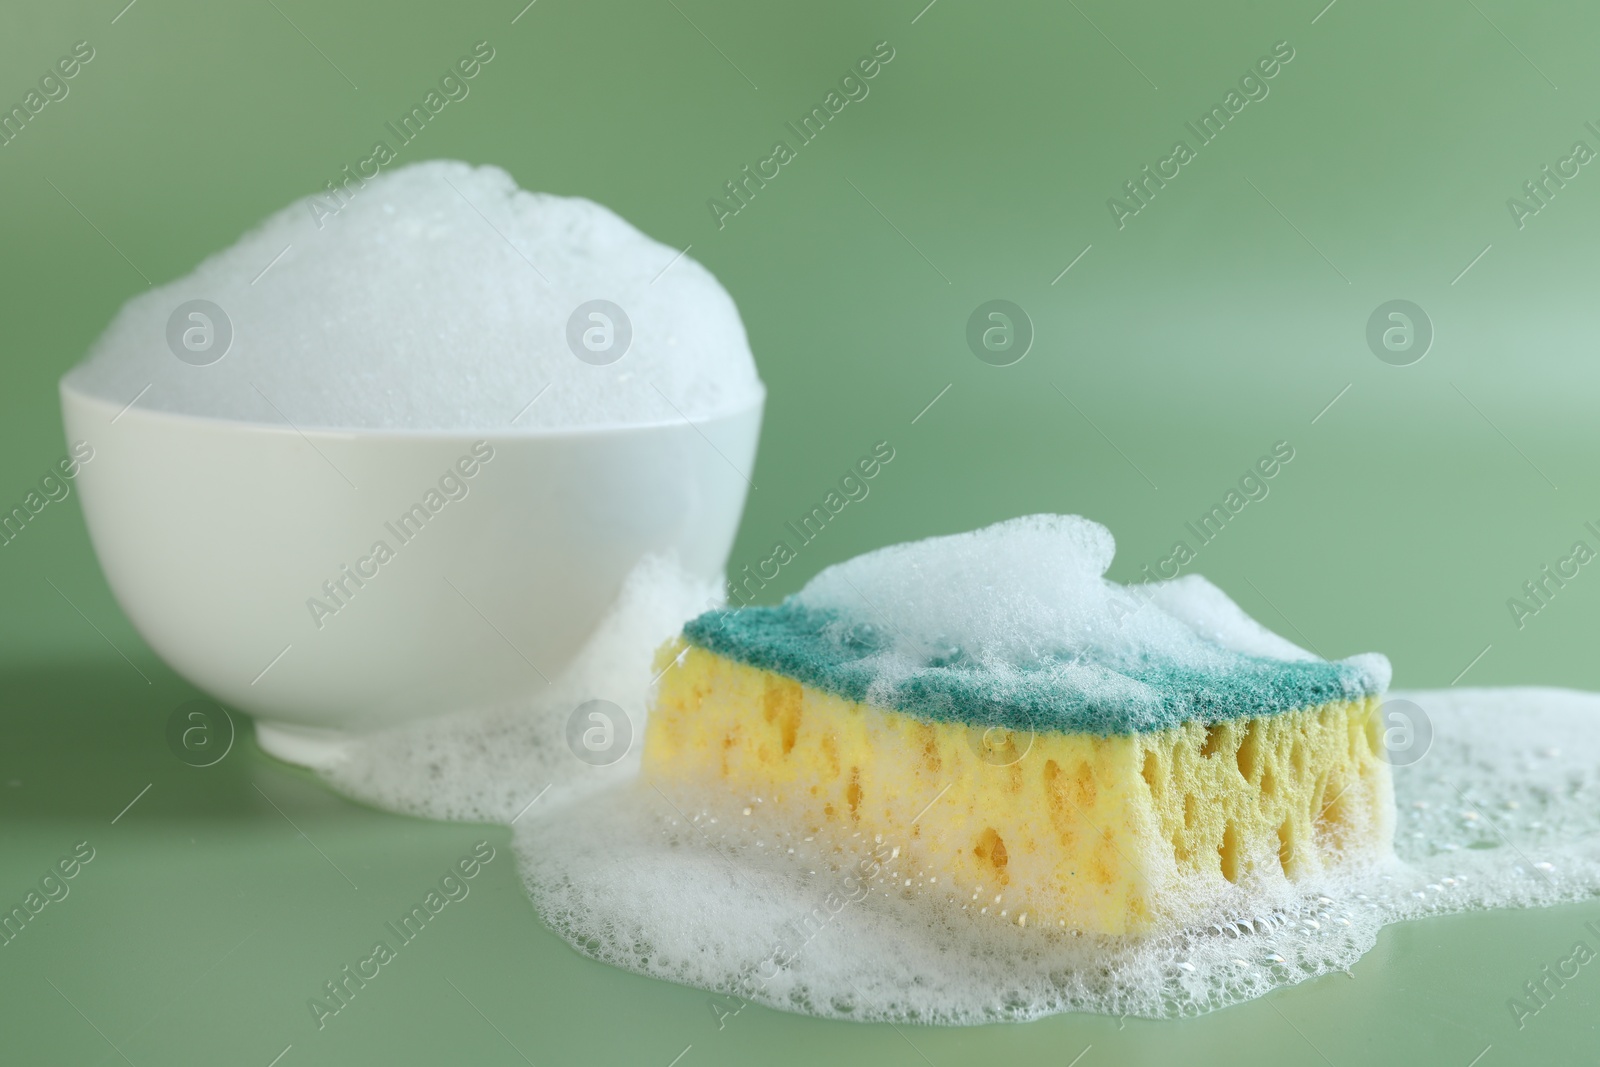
[4,0,1600,1062]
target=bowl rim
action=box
[59,378,766,441]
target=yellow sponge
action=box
[644,641,1394,934]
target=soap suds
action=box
[684,516,1387,734]
[321,554,719,821]
[64,160,763,431]
[517,686,1600,1022]
[318,533,1600,1023]
[793,514,1379,682]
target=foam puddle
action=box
[320,563,1600,1022]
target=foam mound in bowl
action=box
[63,160,762,431]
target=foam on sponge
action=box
[64,160,763,431]
[683,515,1388,736]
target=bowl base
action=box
[256,720,353,770]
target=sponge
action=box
[641,517,1395,934]
[646,647,1390,934]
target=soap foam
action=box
[321,554,719,821]
[794,514,1388,710]
[798,513,1123,665]
[65,161,763,431]
[517,686,1600,1022]
[687,516,1387,735]
[319,536,1600,1023]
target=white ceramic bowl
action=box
[60,382,760,767]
